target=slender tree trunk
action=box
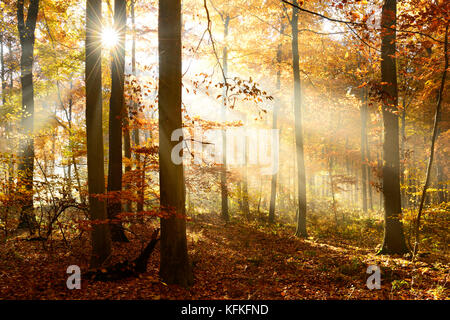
[86,0,111,268]
[123,118,132,212]
[355,169,359,205]
[366,125,374,212]
[126,0,142,213]
[361,87,368,213]
[436,162,446,203]
[122,1,133,212]
[6,37,14,193]
[220,15,230,222]
[400,97,408,208]
[413,25,448,257]
[242,129,250,220]
[269,22,284,224]
[123,0,137,213]
[1,19,9,191]
[379,0,408,255]
[16,0,40,233]
[107,0,128,242]
[1,23,5,106]
[257,176,263,219]
[237,180,243,213]
[131,0,141,159]
[329,156,338,225]
[291,0,307,237]
[158,0,193,286]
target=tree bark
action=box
[400,97,407,208]
[16,0,40,233]
[123,0,137,213]
[378,0,408,255]
[86,0,112,268]
[291,0,307,237]
[242,126,250,220]
[158,0,193,287]
[366,124,374,212]
[413,25,448,257]
[220,15,230,222]
[269,22,284,224]
[1,21,5,107]
[361,86,368,213]
[107,0,128,242]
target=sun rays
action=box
[102,26,119,49]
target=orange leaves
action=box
[357,82,369,89]
[349,11,362,21]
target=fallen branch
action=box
[85,228,160,281]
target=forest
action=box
[0,0,448,301]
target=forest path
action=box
[0,215,448,299]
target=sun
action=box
[102,26,119,49]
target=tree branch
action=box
[281,0,444,44]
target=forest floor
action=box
[0,214,448,300]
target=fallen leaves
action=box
[0,215,448,300]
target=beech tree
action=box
[158,0,193,286]
[107,0,128,242]
[268,20,285,224]
[289,0,307,237]
[86,0,111,268]
[16,0,39,232]
[378,0,408,254]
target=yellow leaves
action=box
[424,80,433,87]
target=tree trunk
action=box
[436,162,446,204]
[413,25,448,257]
[1,23,5,106]
[16,0,40,233]
[123,117,132,213]
[158,0,193,287]
[329,156,339,225]
[107,0,128,242]
[366,129,374,212]
[291,0,307,237]
[86,0,112,268]
[400,97,408,208]
[220,15,230,222]
[361,87,368,213]
[131,0,142,168]
[269,22,284,224]
[378,0,408,255]
[122,0,133,213]
[242,131,250,220]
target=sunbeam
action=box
[102,26,119,49]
